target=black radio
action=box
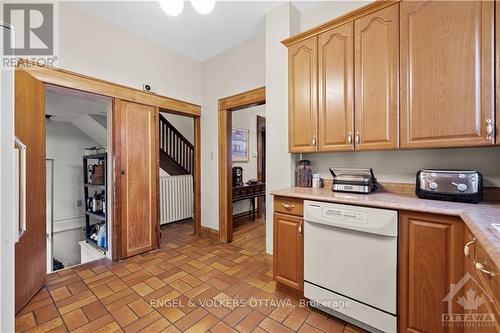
[415,169,483,204]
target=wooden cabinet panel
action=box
[274,196,304,217]
[114,99,159,259]
[497,0,500,145]
[288,37,318,153]
[399,211,464,333]
[354,4,399,151]
[318,23,354,152]
[273,213,303,291]
[464,230,500,333]
[401,0,494,148]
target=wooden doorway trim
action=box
[15,60,202,262]
[17,60,201,117]
[218,86,266,243]
[256,116,266,219]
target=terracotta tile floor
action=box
[16,219,366,333]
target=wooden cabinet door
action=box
[14,69,47,313]
[401,1,494,148]
[399,211,464,333]
[288,37,318,153]
[497,0,500,146]
[354,4,399,151]
[464,230,500,333]
[318,23,354,152]
[273,213,303,291]
[114,99,159,259]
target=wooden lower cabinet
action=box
[464,229,500,333]
[273,212,304,292]
[398,211,464,333]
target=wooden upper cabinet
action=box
[318,23,354,152]
[288,36,318,153]
[401,0,494,148]
[354,4,399,151]
[399,211,464,333]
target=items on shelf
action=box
[87,190,106,213]
[83,153,108,252]
[88,160,105,184]
[87,223,107,249]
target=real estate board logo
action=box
[3,3,54,56]
[442,272,496,328]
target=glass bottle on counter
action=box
[296,159,313,187]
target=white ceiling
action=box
[71,1,319,62]
[45,85,110,123]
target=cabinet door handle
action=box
[312,134,316,146]
[486,119,493,140]
[347,132,353,144]
[464,238,475,257]
[281,203,295,210]
[475,262,496,278]
[355,131,360,145]
[298,221,303,236]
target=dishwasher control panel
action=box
[304,201,398,237]
[323,207,368,225]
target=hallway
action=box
[15,221,362,333]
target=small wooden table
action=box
[232,183,266,221]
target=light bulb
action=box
[191,0,215,14]
[159,0,184,16]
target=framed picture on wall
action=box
[232,128,249,162]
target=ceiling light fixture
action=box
[159,0,184,16]
[191,0,215,14]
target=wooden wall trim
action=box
[281,0,399,47]
[201,226,219,241]
[218,110,232,243]
[17,60,201,117]
[193,117,202,236]
[218,87,266,243]
[218,86,266,111]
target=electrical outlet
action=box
[77,200,83,207]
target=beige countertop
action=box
[271,187,500,267]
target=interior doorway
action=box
[158,110,196,237]
[218,87,266,243]
[44,85,112,273]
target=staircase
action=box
[159,114,194,175]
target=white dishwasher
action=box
[304,200,398,333]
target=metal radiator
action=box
[160,175,193,225]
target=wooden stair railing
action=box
[159,114,194,175]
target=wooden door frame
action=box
[16,60,202,262]
[256,116,266,219]
[218,86,266,243]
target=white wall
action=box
[46,122,99,267]
[232,104,266,214]
[58,2,202,104]
[265,4,301,254]
[305,147,500,187]
[161,112,194,144]
[300,1,373,31]
[201,33,266,230]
